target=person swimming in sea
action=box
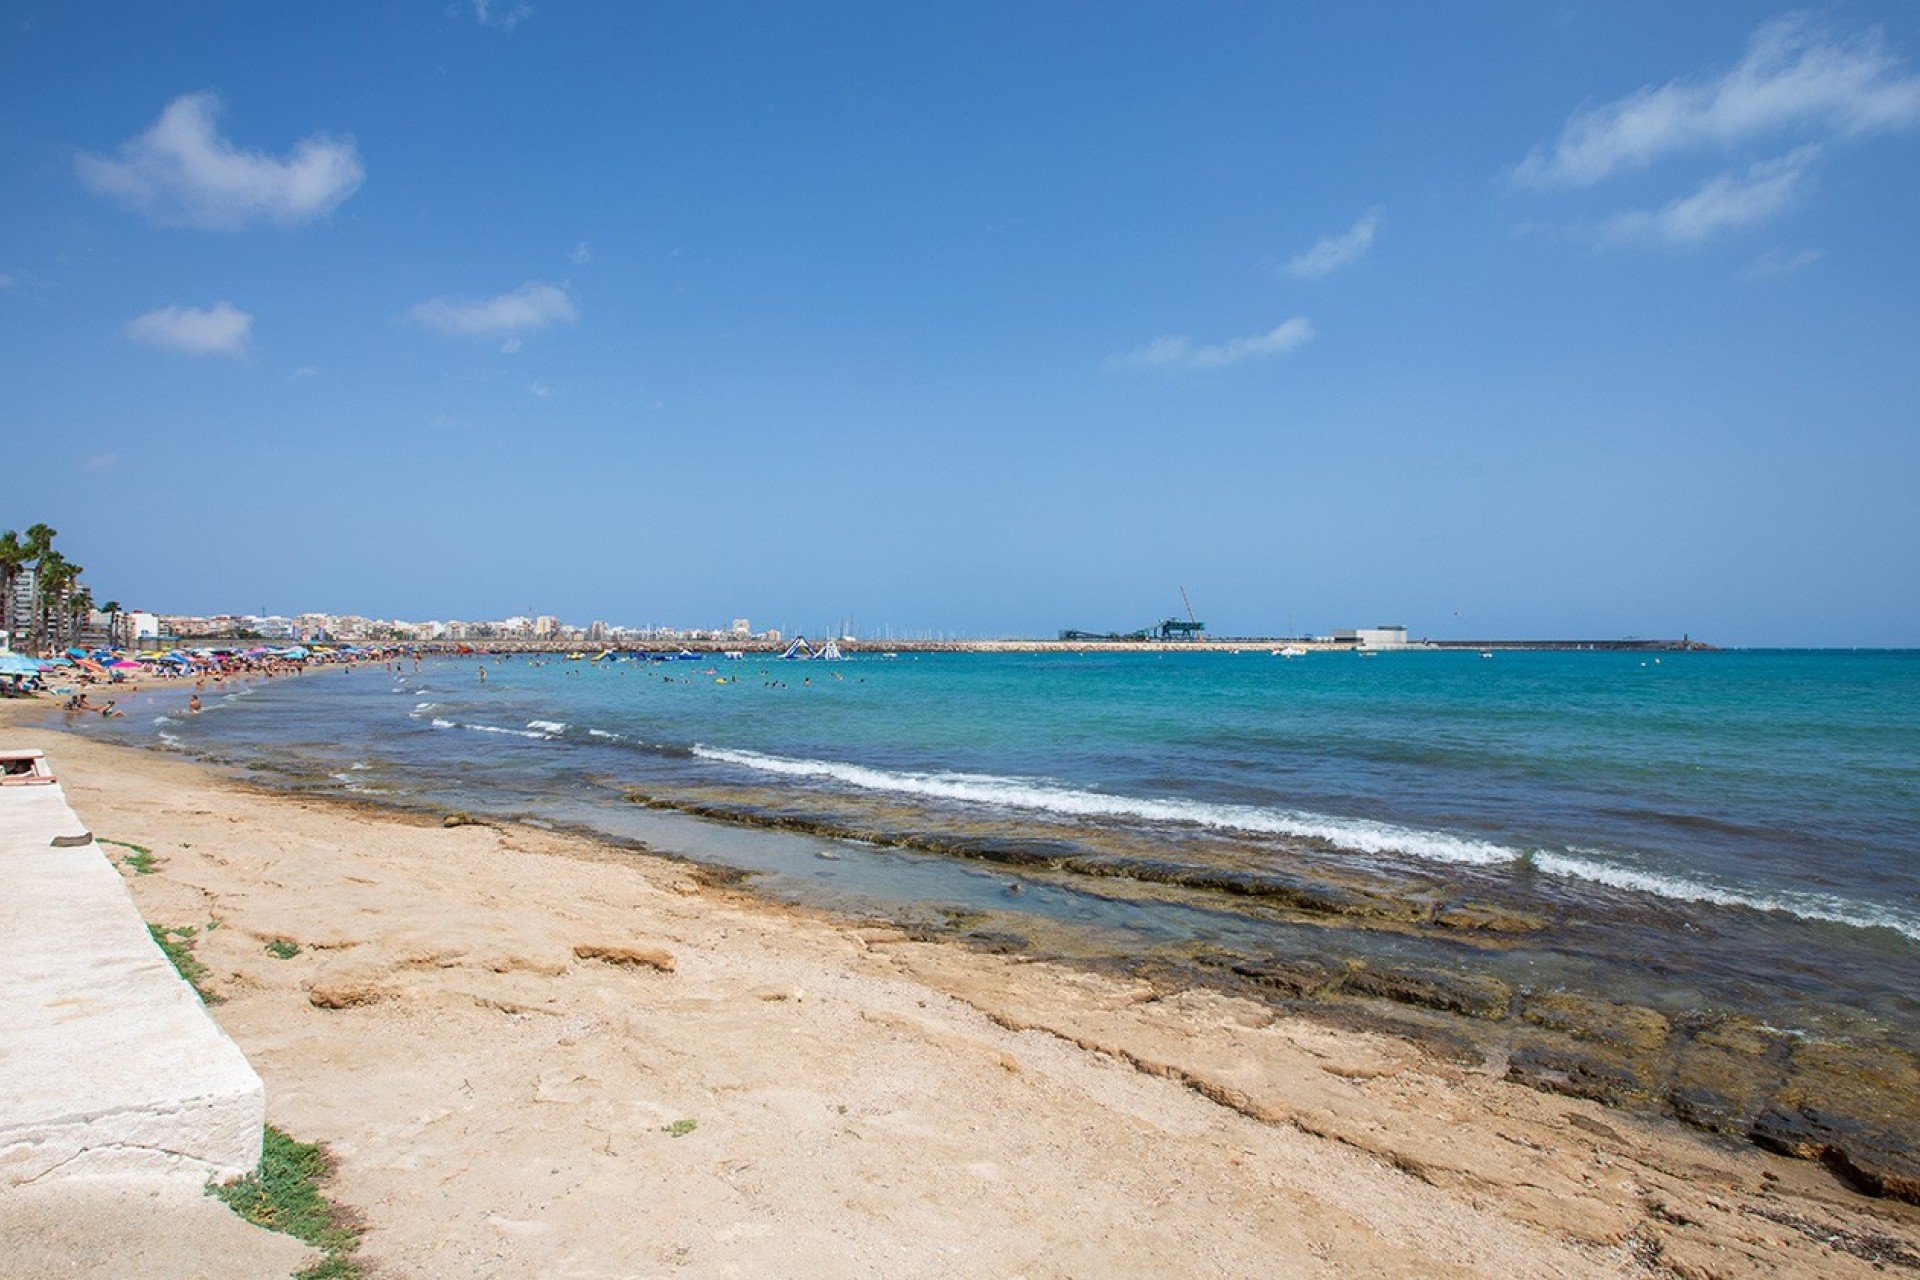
[188,694,203,713]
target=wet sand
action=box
[4,716,1919,1277]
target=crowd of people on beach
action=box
[0,643,417,713]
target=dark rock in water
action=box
[1506,1042,1658,1107]
[1521,992,1670,1054]
[1433,902,1551,934]
[1059,853,1419,921]
[1665,1015,1789,1138]
[1342,966,1514,1020]
[1228,957,1341,999]
[1751,1106,1920,1203]
[923,835,1079,867]
[1756,1039,1920,1204]
[961,929,1030,954]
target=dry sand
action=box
[5,720,1919,1278]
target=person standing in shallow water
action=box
[478,664,487,684]
[188,694,202,714]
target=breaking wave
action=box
[689,745,1516,866]
[1535,852,1920,943]
[690,745,1920,942]
[464,722,552,740]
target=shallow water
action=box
[70,648,1920,1044]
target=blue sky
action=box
[3,3,1918,644]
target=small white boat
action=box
[1479,651,1493,659]
[1272,645,1308,658]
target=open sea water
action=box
[76,648,1920,1043]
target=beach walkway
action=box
[0,755,263,1185]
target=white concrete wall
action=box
[0,778,263,1186]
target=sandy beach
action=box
[4,712,1919,1277]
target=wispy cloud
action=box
[1601,146,1818,246]
[77,92,364,230]
[288,365,320,380]
[410,281,577,337]
[528,382,551,398]
[84,454,119,471]
[1283,208,1383,279]
[126,301,253,356]
[1517,17,1920,188]
[1109,318,1315,371]
[0,272,14,291]
[569,241,592,265]
[470,0,532,32]
[1742,246,1826,278]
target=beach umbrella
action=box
[110,659,141,670]
[0,654,43,677]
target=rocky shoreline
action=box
[619,785,1920,1205]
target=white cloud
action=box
[1517,17,1920,187]
[1742,246,1826,278]
[125,301,253,356]
[528,382,551,398]
[1283,208,1383,278]
[77,92,364,230]
[1602,146,1818,246]
[569,241,592,264]
[500,337,525,354]
[0,273,14,291]
[470,0,532,32]
[1109,317,1315,371]
[410,281,577,336]
[288,365,319,380]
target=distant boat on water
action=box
[1272,645,1308,658]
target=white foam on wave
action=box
[430,718,456,729]
[587,728,624,741]
[465,722,552,740]
[692,745,1920,944]
[527,720,568,734]
[690,745,1517,866]
[153,715,177,725]
[1536,853,1920,944]
[157,731,184,748]
[411,701,439,717]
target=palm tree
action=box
[19,526,58,653]
[69,587,96,649]
[0,530,26,645]
[33,551,72,653]
[101,600,123,648]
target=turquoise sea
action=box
[74,648,1920,1047]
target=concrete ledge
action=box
[0,769,263,1186]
